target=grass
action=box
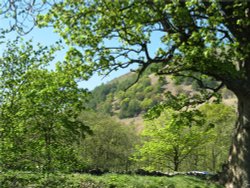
[72,173,223,188]
[0,171,223,188]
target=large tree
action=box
[40,1,250,186]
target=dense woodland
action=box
[89,70,235,119]
[88,71,165,118]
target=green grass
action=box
[0,171,223,188]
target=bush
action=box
[0,171,223,188]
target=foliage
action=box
[134,108,211,172]
[39,1,250,91]
[197,104,236,172]
[78,111,139,171]
[1,0,250,186]
[88,73,165,118]
[0,39,91,172]
[134,103,236,173]
[0,171,223,188]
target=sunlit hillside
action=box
[89,71,237,127]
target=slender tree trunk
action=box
[225,95,250,188]
[173,146,180,171]
[174,162,179,172]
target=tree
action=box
[133,108,211,172]
[40,1,250,186]
[78,111,138,172]
[0,39,91,172]
[199,104,236,172]
[0,38,57,171]
[17,69,90,172]
[183,103,237,172]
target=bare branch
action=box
[0,0,51,34]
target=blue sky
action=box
[1,19,163,91]
[1,25,134,90]
[32,28,139,90]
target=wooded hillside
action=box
[88,71,237,123]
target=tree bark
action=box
[225,95,250,188]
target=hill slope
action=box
[88,71,237,127]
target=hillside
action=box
[88,71,237,127]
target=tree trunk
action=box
[173,146,180,171]
[225,95,250,188]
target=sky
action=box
[1,13,162,91]
[1,25,135,91]
[35,28,139,90]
